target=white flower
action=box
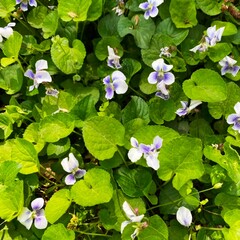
[0,22,15,42]
[176,206,192,227]
[107,46,122,69]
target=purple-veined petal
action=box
[234,102,240,115]
[188,100,202,112]
[145,152,160,170]
[232,66,240,77]
[121,220,131,233]
[156,91,169,100]
[34,215,48,229]
[176,108,188,116]
[36,209,45,217]
[139,2,149,10]
[31,198,44,211]
[144,10,150,20]
[149,6,159,18]
[220,65,229,76]
[152,58,164,71]
[61,157,71,173]
[148,71,158,84]
[16,0,21,3]
[153,136,163,150]
[24,69,35,80]
[163,72,175,85]
[46,88,59,97]
[20,2,29,11]
[162,62,173,72]
[157,81,169,95]
[225,56,237,65]
[207,25,216,40]
[75,169,86,179]
[29,0,37,7]
[215,27,225,42]
[219,57,227,67]
[103,75,111,85]
[65,174,76,185]
[233,121,240,131]
[112,70,126,82]
[105,85,114,99]
[139,143,151,154]
[67,153,79,171]
[122,201,136,219]
[176,206,192,227]
[35,70,52,83]
[128,148,142,162]
[130,137,139,148]
[17,207,32,227]
[113,79,128,94]
[227,113,239,124]
[35,60,48,71]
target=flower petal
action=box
[148,71,158,84]
[0,27,13,39]
[227,113,239,125]
[130,137,139,148]
[68,153,79,170]
[75,169,86,179]
[128,148,142,162]
[121,220,131,233]
[103,75,111,85]
[145,152,160,170]
[149,6,159,18]
[20,2,29,11]
[17,207,32,227]
[112,70,126,81]
[29,0,37,7]
[153,136,163,150]
[176,206,192,227]
[24,69,35,80]
[132,214,144,223]
[188,100,202,112]
[157,81,169,95]
[152,59,164,71]
[139,144,151,154]
[35,60,48,71]
[154,0,164,6]
[163,72,175,85]
[122,201,136,219]
[234,102,240,115]
[61,157,71,173]
[113,79,128,94]
[65,174,76,185]
[35,71,52,83]
[232,66,240,77]
[139,2,149,10]
[34,215,48,229]
[31,198,44,211]
[105,85,114,99]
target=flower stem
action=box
[74,230,111,237]
[117,147,128,168]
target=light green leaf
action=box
[208,43,232,62]
[71,168,113,206]
[211,21,238,36]
[58,0,92,22]
[27,6,48,29]
[196,0,222,16]
[42,10,59,39]
[215,193,240,211]
[45,189,72,224]
[87,0,103,21]
[204,143,240,184]
[158,137,204,190]
[82,116,125,160]
[42,223,75,240]
[0,113,13,139]
[117,15,155,49]
[47,138,71,158]
[39,113,75,143]
[170,0,197,28]
[183,69,227,102]
[51,35,86,74]
[0,161,21,186]
[0,0,15,18]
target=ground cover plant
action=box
[0,0,240,239]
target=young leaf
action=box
[196,0,222,16]
[0,0,15,18]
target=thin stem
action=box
[38,172,57,186]
[128,85,147,100]
[200,227,223,231]
[117,147,128,168]
[74,230,112,237]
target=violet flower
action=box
[139,0,164,20]
[159,47,172,58]
[61,153,86,185]
[0,22,15,42]
[103,70,128,100]
[17,198,47,230]
[176,100,202,116]
[148,58,175,100]
[16,0,37,11]
[176,206,192,227]
[24,60,52,91]
[107,46,122,69]
[227,102,240,133]
[219,56,240,77]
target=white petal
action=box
[132,214,144,223]
[35,60,48,71]
[122,201,136,219]
[17,208,33,230]
[157,81,169,95]
[130,137,139,148]
[61,157,71,173]
[234,102,240,115]
[35,71,52,83]
[68,153,79,170]
[145,153,160,170]
[31,198,44,210]
[113,79,128,94]
[121,220,131,233]
[112,70,126,81]
[154,0,164,6]
[176,206,192,227]
[188,100,202,112]
[0,27,13,39]
[152,136,163,150]
[189,44,201,53]
[128,148,142,162]
[34,215,48,229]
[152,59,164,71]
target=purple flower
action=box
[139,0,164,20]
[107,46,122,69]
[176,206,192,227]
[16,0,37,11]
[176,100,202,116]
[103,70,128,100]
[61,153,86,185]
[17,198,47,230]
[205,25,225,47]
[219,56,240,77]
[24,60,52,91]
[148,58,175,100]
[0,22,15,42]
[227,102,240,132]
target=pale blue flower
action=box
[16,0,37,11]
[176,206,192,227]
[227,102,240,132]
[0,22,15,42]
[148,58,175,100]
[17,198,47,230]
[107,46,122,69]
[176,100,202,116]
[24,60,52,91]
[103,70,128,100]
[61,153,86,185]
[219,56,240,77]
[139,0,164,20]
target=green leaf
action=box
[27,6,48,29]
[215,193,240,211]
[47,138,71,158]
[51,35,86,74]
[58,0,92,22]
[0,0,15,18]
[208,43,232,62]
[42,223,75,240]
[0,64,23,95]
[156,18,189,45]
[82,116,125,160]
[211,21,238,36]
[139,68,157,94]
[117,15,155,49]
[71,168,113,206]
[183,69,227,102]
[2,31,23,59]
[122,96,150,125]
[39,113,75,143]
[114,166,152,197]
[138,215,168,240]
[204,143,240,184]
[87,0,103,21]
[0,113,13,139]
[0,161,21,186]
[0,180,23,221]
[196,0,222,16]
[45,189,72,224]
[121,58,142,79]
[169,0,197,28]
[158,137,204,190]
[42,10,59,39]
